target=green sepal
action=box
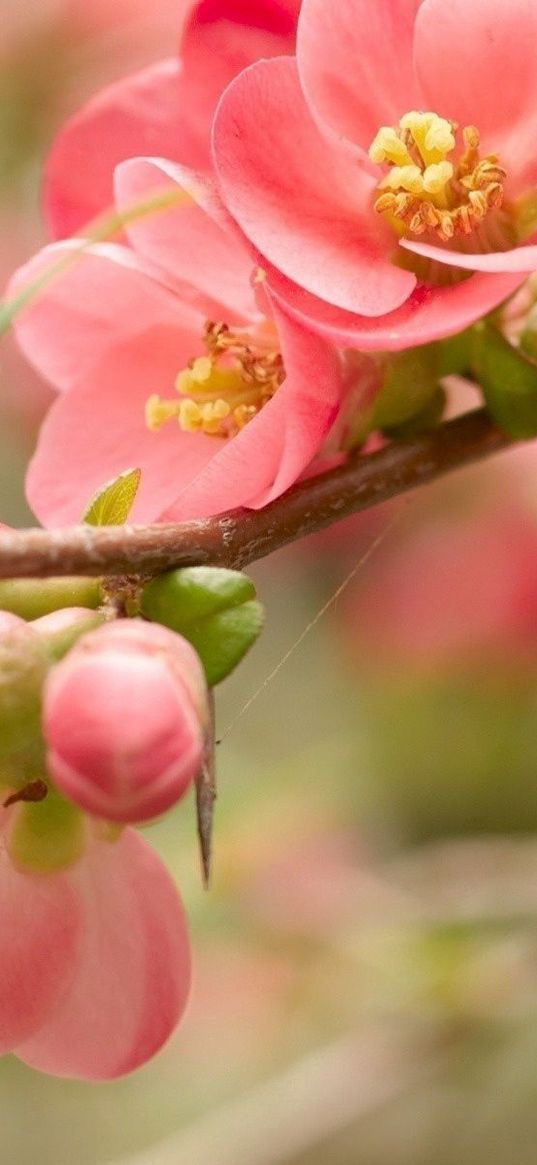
[382,385,447,440]
[141,567,264,685]
[471,322,537,438]
[519,305,537,363]
[83,467,141,525]
[0,576,102,620]
[8,790,86,874]
[368,344,441,436]
[0,625,48,784]
[40,611,106,662]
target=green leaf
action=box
[141,567,264,685]
[178,600,264,687]
[471,323,537,439]
[83,468,141,526]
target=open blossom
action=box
[212,0,537,350]
[0,613,191,1080]
[45,0,300,237]
[44,620,208,823]
[11,161,346,527]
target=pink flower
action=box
[44,620,208,823]
[45,0,300,238]
[0,614,191,1080]
[211,0,537,351]
[2,820,191,1080]
[11,161,345,527]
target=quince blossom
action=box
[10,162,346,527]
[212,0,537,350]
[45,0,300,237]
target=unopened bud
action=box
[43,620,209,824]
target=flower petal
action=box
[266,264,525,351]
[414,0,537,180]
[401,239,537,273]
[115,158,256,320]
[44,60,187,239]
[0,836,81,1053]
[26,330,219,527]
[9,242,199,392]
[212,57,416,317]
[162,299,344,519]
[16,829,191,1080]
[297,0,420,148]
[179,0,299,144]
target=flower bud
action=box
[43,619,209,824]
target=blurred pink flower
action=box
[343,502,537,673]
[45,0,300,237]
[11,161,345,526]
[212,0,537,351]
[44,620,208,824]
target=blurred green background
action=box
[4,5,537,1163]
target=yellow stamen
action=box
[146,320,285,440]
[369,126,414,167]
[399,111,456,166]
[370,110,506,243]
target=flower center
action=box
[369,111,506,242]
[146,321,285,439]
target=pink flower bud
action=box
[43,619,208,824]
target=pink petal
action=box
[267,264,525,351]
[45,61,187,240]
[178,0,299,152]
[297,0,420,148]
[212,57,416,317]
[16,829,191,1080]
[115,158,257,320]
[162,299,344,519]
[0,834,82,1053]
[26,330,218,527]
[10,242,200,392]
[414,0,537,183]
[401,239,537,274]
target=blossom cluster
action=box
[4,0,537,1081]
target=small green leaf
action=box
[179,600,264,687]
[141,567,264,685]
[471,323,537,439]
[83,468,141,526]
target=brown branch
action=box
[0,408,513,580]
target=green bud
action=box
[0,620,48,785]
[0,577,102,620]
[8,790,86,874]
[140,567,264,685]
[471,322,537,438]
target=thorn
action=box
[196,690,216,889]
[3,779,48,808]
